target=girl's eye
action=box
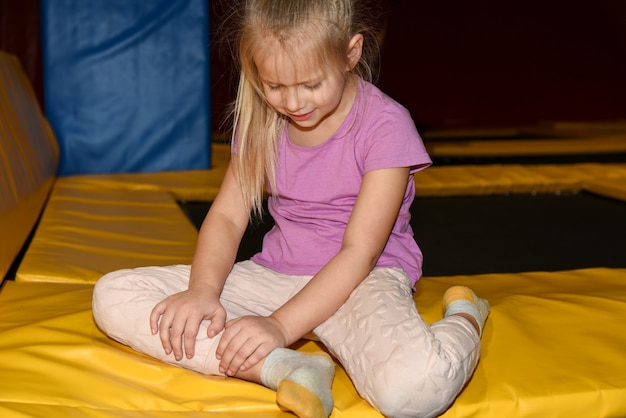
[267,85,281,92]
[305,83,321,91]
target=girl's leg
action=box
[93,261,335,418]
[93,261,317,374]
[314,268,486,418]
[92,264,224,374]
[219,261,336,417]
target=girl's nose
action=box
[284,87,302,112]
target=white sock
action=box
[260,348,335,418]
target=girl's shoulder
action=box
[358,79,412,119]
[355,79,415,130]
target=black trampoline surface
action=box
[411,191,626,276]
[180,190,626,277]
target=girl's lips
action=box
[289,111,314,122]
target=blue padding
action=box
[42,0,210,175]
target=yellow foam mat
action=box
[425,135,626,157]
[15,181,198,284]
[0,281,381,418]
[2,268,626,417]
[414,162,626,197]
[57,143,231,202]
[423,121,626,158]
[0,51,58,278]
[424,268,626,418]
[583,177,626,202]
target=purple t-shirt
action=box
[250,79,431,285]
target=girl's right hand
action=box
[149,289,227,361]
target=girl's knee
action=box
[92,268,153,335]
[367,382,415,417]
[92,271,126,333]
[364,367,462,418]
[93,265,190,338]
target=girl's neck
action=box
[288,75,359,148]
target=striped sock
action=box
[260,348,335,418]
[443,286,490,335]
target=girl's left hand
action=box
[216,315,289,376]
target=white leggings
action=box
[92,261,481,418]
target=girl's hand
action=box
[149,289,227,361]
[216,315,289,376]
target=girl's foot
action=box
[443,286,490,336]
[261,348,335,418]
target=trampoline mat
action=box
[411,191,626,276]
[180,191,626,277]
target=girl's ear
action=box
[346,34,364,70]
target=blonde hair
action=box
[221,0,383,218]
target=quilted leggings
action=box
[93,260,481,418]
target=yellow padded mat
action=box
[0,281,381,418]
[414,162,626,197]
[0,51,58,279]
[425,135,626,158]
[1,268,625,417]
[15,181,198,284]
[423,121,626,158]
[584,177,626,202]
[56,142,231,202]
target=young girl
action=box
[92,1,489,417]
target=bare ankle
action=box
[453,313,480,334]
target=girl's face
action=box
[255,38,358,140]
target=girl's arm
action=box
[150,157,250,361]
[189,157,250,298]
[217,166,411,374]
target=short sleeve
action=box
[356,87,432,174]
